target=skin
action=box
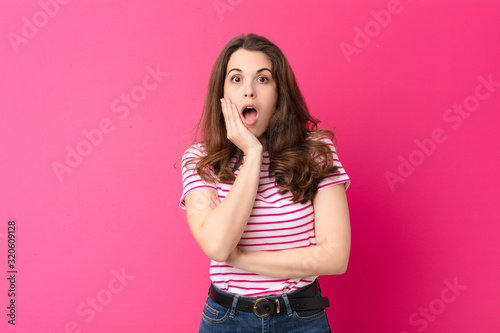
[223,48,278,148]
[184,49,351,278]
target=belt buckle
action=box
[253,298,270,318]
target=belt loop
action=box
[229,294,239,318]
[281,294,293,316]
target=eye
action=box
[257,76,269,83]
[231,76,241,83]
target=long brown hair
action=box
[191,33,339,203]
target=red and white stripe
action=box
[180,137,350,296]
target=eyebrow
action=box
[227,68,272,75]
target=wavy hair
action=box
[191,33,339,203]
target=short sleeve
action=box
[315,137,351,191]
[179,143,217,210]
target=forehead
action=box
[226,49,273,73]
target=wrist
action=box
[244,145,263,159]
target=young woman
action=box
[179,33,351,332]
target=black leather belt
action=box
[208,280,330,318]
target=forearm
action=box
[198,150,262,261]
[228,239,350,279]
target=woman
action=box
[179,33,351,332]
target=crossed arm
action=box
[184,182,351,279]
[226,183,351,278]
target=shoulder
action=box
[181,142,208,167]
[306,132,336,151]
[183,142,207,158]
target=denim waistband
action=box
[207,279,324,318]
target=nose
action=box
[244,83,255,98]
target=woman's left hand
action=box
[210,194,221,209]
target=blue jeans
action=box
[199,283,332,332]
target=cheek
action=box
[261,109,275,125]
[267,89,278,108]
[223,83,233,98]
[260,89,276,104]
[224,88,238,100]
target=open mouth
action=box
[241,106,258,126]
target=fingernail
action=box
[220,98,224,103]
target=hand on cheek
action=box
[220,98,262,155]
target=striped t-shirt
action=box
[179,137,350,297]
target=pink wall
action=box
[1,0,499,332]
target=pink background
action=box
[1,0,499,332]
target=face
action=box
[223,49,278,141]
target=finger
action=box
[230,101,244,127]
[209,194,221,209]
[225,98,237,128]
[224,98,242,140]
[223,98,239,128]
[220,98,227,119]
[212,194,221,206]
[225,98,236,128]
